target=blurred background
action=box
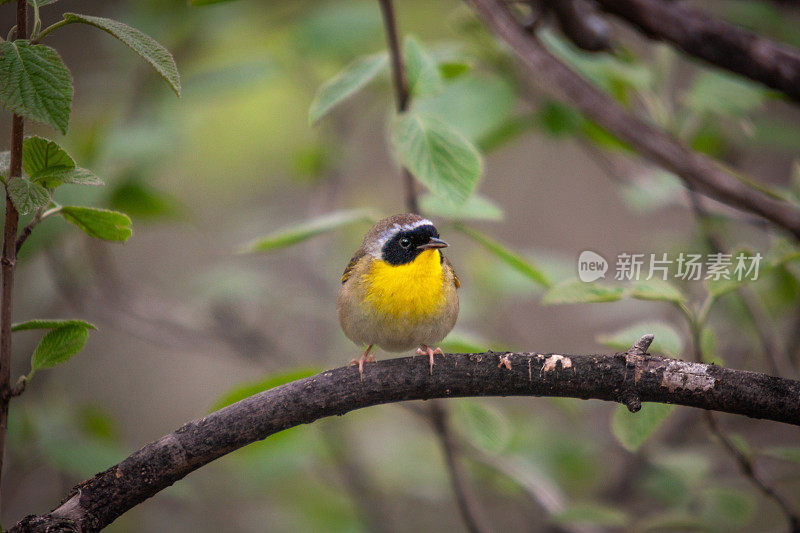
[2,0,800,531]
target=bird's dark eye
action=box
[400,237,411,249]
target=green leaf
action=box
[552,502,630,527]
[0,151,9,179]
[22,136,74,175]
[32,166,103,187]
[637,511,712,532]
[700,487,754,527]
[391,112,482,205]
[761,446,800,463]
[453,399,511,453]
[597,321,683,357]
[413,76,515,144]
[108,177,183,220]
[0,41,73,134]
[404,36,442,96]
[239,208,376,254]
[309,53,387,125]
[13,318,96,332]
[684,71,768,117]
[31,323,91,372]
[457,225,550,287]
[542,279,624,304]
[700,327,723,365]
[612,402,675,452]
[212,367,321,411]
[629,278,687,305]
[438,61,470,80]
[420,193,503,221]
[439,330,491,353]
[62,13,181,96]
[7,177,50,215]
[60,206,132,242]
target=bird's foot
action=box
[416,344,444,374]
[350,345,374,379]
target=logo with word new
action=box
[578,251,608,282]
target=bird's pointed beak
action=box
[417,237,449,250]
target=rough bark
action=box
[11,347,800,532]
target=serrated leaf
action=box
[542,279,624,304]
[453,399,511,454]
[404,36,442,96]
[552,502,630,527]
[7,177,50,215]
[413,76,515,144]
[30,324,90,372]
[22,136,74,175]
[420,193,503,221]
[212,367,320,412]
[63,14,181,96]
[391,112,482,205]
[239,208,375,254]
[309,53,387,125]
[612,402,675,452]
[60,206,132,242]
[13,318,96,332]
[0,41,73,133]
[0,151,9,178]
[457,225,549,287]
[597,321,682,357]
[629,278,687,305]
[32,166,103,187]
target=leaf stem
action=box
[0,0,26,518]
[31,18,72,44]
[16,204,61,253]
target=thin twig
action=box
[702,411,800,532]
[426,402,493,533]
[687,316,800,530]
[0,0,27,516]
[16,205,61,254]
[685,187,796,378]
[463,0,800,238]
[594,0,800,104]
[377,0,419,213]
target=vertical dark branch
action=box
[427,403,492,533]
[0,0,27,515]
[377,0,419,213]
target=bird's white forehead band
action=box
[369,218,435,256]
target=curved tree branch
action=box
[594,0,800,104]
[11,340,800,532]
[464,0,800,239]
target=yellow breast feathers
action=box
[364,250,446,318]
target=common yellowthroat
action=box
[338,214,460,375]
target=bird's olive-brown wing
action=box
[443,255,460,289]
[341,247,366,284]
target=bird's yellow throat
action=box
[364,249,446,318]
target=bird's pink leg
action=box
[350,344,374,378]
[416,344,444,374]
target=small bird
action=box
[338,213,460,375]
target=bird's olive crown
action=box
[381,224,440,265]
